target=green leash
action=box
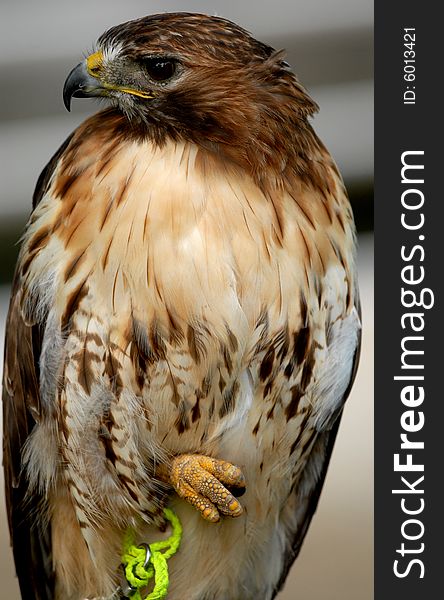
[121,508,182,599]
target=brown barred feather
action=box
[3,12,361,600]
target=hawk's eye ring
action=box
[143,58,177,82]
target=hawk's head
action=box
[63,12,317,153]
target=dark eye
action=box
[144,58,177,82]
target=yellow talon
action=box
[157,454,246,522]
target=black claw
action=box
[226,484,247,498]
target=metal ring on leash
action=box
[137,543,152,569]
[119,543,151,597]
[118,564,137,598]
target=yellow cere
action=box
[86,51,104,76]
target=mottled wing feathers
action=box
[2,280,54,599]
[273,313,362,598]
[2,152,62,598]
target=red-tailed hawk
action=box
[2,12,361,600]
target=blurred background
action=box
[0,1,373,598]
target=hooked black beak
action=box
[63,61,106,111]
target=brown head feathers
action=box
[78,12,322,188]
